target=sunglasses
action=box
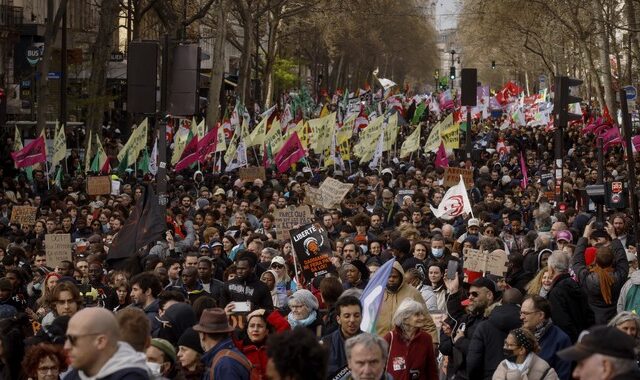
[65,332,101,346]
[271,263,284,269]
[469,291,480,298]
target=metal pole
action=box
[466,108,472,161]
[158,35,169,207]
[554,121,564,205]
[597,137,604,225]
[60,4,67,130]
[620,89,640,240]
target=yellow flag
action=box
[311,112,335,152]
[319,104,329,117]
[118,118,148,163]
[84,130,93,173]
[424,114,453,153]
[400,125,421,158]
[52,122,67,166]
[224,129,240,164]
[215,123,227,153]
[171,127,190,165]
[195,118,206,140]
[353,115,383,158]
[13,126,23,152]
[440,123,460,149]
[247,117,268,147]
[383,113,398,152]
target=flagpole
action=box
[44,160,50,189]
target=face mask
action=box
[146,362,161,376]
[432,248,444,258]
[359,245,368,255]
[503,349,517,363]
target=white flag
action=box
[149,138,158,176]
[430,176,472,220]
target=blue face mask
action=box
[432,248,444,258]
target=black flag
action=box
[106,184,165,271]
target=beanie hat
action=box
[289,289,319,311]
[177,328,204,355]
[151,338,177,363]
[391,237,411,257]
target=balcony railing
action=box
[0,5,23,27]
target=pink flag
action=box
[174,135,199,172]
[196,125,219,163]
[435,141,449,168]
[632,135,640,152]
[12,136,46,168]
[520,152,529,189]
[274,133,305,173]
[601,127,622,151]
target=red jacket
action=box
[233,310,290,380]
[383,327,438,380]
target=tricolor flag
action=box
[12,136,47,168]
[360,258,395,333]
[430,176,473,220]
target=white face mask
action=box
[146,362,161,376]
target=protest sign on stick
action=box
[290,223,333,282]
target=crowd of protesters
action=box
[0,100,639,380]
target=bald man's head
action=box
[70,307,120,342]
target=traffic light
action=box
[450,66,456,80]
[491,60,496,70]
[553,76,583,127]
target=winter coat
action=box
[547,272,593,342]
[321,329,362,379]
[63,342,150,380]
[572,237,629,324]
[384,327,438,380]
[202,337,250,380]
[467,303,523,380]
[492,354,559,380]
[537,324,572,380]
[375,261,438,343]
[617,270,640,312]
[221,273,274,310]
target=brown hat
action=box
[192,308,234,334]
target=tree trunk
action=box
[235,0,255,105]
[579,37,606,112]
[86,0,120,136]
[206,0,228,124]
[263,10,282,108]
[625,0,640,84]
[36,0,68,134]
[593,0,616,114]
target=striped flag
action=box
[360,258,395,333]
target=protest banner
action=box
[45,234,72,269]
[463,248,509,276]
[273,205,314,239]
[87,176,112,195]
[10,206,37,225]
[290,223,333,282]
[320,177,353,208]
[444,167,474,187]
[239,166,266,182]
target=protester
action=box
[22,343,68,380]
[176,328,205,379]
[266,327,328,380]
[286,288,324,337]
[345,333,393,380]
[321,295,363,378]
[493,328,559,380]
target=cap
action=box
[590,229,610,240]
[556,230,573,243]
[150,338,177,363]
[469,277,499,299]
[381,168,393,176]
[557,326,636,361]
[214,188,225,196]
[270,256,286,266]
[467,218,480,228]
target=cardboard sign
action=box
[290,223,333,281]
[273,205,314,239]
[319,177,353,209]
[395,189,415,206]
[45,234,72,269]
[463,248,508,276]
[87,176,112,195]
[303,184,324,209]
[239,166,266,182]
[444,167,473,188]
[10,206,37,225]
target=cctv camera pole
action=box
[619,89,640,240]
[596,137,604,225]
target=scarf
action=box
[504,352,534,372]
[590,265,614,304]
[288,309,317,328]
[533,318,553,341]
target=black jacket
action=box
[467,303,523,380]
[221,273,274,310]
[547,273,594,342]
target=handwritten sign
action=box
[444,167,473,188]
[87,176,112,195]
[463,248,509,276]
[239,166,266,182]
[304,184,323,208]
[320,177,353,209]
[10,206,37,225]
[273,205,314,239]
[45,234,72,268]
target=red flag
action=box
[495,81,523,105]
[196,125,219,163]
[12,136,46,168]
[174,135,199,172]
[274,133,305,173]
[435,141,449,168]
[520,152,529,189]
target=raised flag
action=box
[91,135,110,174]
[149,138,158,175]
[274,132,305,173]
[51,123,67,167]
[435,141,449,168]
[174,134,199,172]
[12,136,47,168]
[197,125,219,163]
[400,125,421,158]
[84,130,93,173]
[360,258,396,333]
[411,101,426,124]
[520,152,529,189]
[118,118,148,164]
[430,176,472,220]
[171,127,191,164]
[13,126,22,152]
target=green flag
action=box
[412,102,426,124]
[117,151,129,173]
[54,166,62,189]
[139,149,150,174]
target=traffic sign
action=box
[623,85,637,100]
[26,45,43,66]
[539,74,547,83]
[47,72,61,79]
[110,51,124,62]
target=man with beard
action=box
[610,213,636,248]
[221,251,273,310]
[374,189,400,230]
[440,276,500,380]
[321,296,363,379]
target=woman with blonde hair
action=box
[525,267,553,298]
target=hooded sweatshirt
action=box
[375,261,438,343]
[63,341,150,380]
[617,270,640,313]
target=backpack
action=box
[209,348,253,380]
[624,284,640,314]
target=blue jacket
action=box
[202,337,250,380]
[321,329,362,379]
[538,324,572,380]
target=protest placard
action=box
[45,234,72,269]
[320,177,353,208]
[273,205,314,239]
[463,248,509,276]
[303,184,323,208]
[486,250,509,276]
[395,189,415,206]
[239,166,266,182]
[444,167,473,187]
[10,206,37,225]
[87,176,112,195]
[290,223,333,282]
